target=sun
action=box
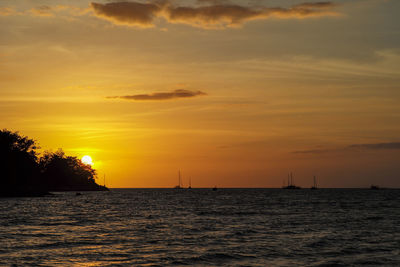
[81,155,93,166]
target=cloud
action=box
[166,4,265,28]
[90,1,163,27]
[2,1,338,27]
[89,1,339,29]
[294,142,400,154]
[267,3,339,19]
[166,2,338,28]
[107,89,207,101]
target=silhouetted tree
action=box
[39,149,98,190]
[0,129,106,196]
[0,129,40,192]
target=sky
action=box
[1,0,400,188]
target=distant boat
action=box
[188,177,192,189]
[283,172,301,189]
[370,185,380,190]
[103,174,111,192]
[283,185,301,189]
[212,186,217,191]
[174,170,183,189]
[311,176,318,190]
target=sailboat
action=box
[102,174,111,191]
[174,170,183,189]
[282,172,301,189]
[188,177,192,189]
[311,176,318,190]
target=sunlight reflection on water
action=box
[0,189,399,266]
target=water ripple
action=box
[0,189,399,266]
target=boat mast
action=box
[104,174,106,187]
[314,176,317,188]
[179,170,181,188]
[290,172,293,186]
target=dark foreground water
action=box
[0,189,399,266]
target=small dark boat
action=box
[212,186,217,191]
[370,185,380,190]
[174,170,183,189]
[311,176,318,190]
[283,172,301,189]
[283,185,301,189]
[76,192,82,196]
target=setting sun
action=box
[81,155,93,166]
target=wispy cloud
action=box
[89,1,340,29]
[107,89,207,101]
[294,142,400,154]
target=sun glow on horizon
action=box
[81,155,93,166]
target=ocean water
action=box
[0,189,399,266]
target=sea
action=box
[0,188,399,266]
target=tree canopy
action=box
[39,149,97,190]
[0,129,107,197]
[0,129,40,191]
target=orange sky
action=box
[1,0,400,187]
